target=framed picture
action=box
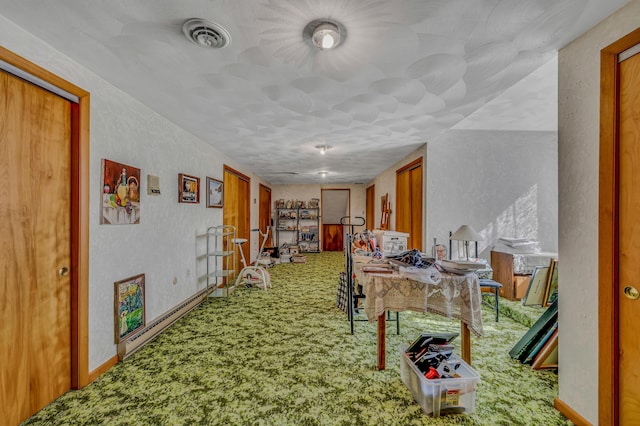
[178,173,200,203]
[114,273,145,343]
[206,177,223,208]
[523,266,549,307]
[544,259,559,306]
[101,159,141,225]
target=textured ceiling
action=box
[0,0,629,183]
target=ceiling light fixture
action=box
[315,144,331,155]
[303,19,346,51]
[318,171,328,178]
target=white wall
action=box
[0,14,268,370]
[426,130,558,259]
[558,1,640,422]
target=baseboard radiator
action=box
[117,287,211,360]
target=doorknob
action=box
[58,266,69,277]
[623,286,639,300]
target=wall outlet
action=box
[186,269,191,277]
[172,276,178,285]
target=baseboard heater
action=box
[117,287,211,360]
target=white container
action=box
[372,230,409,255]
[399,344,480,417]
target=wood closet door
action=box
[366,185,375,230]
[0,70,72,424]
[259,184,272,247]
[396,158,423,251]
[224,167,251,273]
[618,48,640,423]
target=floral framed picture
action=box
[179,173,200,203]
[114,273,145,343]
[206,177,223,208]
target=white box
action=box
[372,230,409,254]
[399,344,480,417]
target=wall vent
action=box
[182,18,231,49]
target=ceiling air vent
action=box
[182,18,231,49]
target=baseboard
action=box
[87,355,119,384]
[555,397,592,426]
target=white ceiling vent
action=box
[182,18,231,49]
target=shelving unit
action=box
[276,207,320,253]
[297,208,319,253]
[206,224,237,297]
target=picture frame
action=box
[206,177,223,208]
[522,266,549,306]
[178,173,200,204]
[544,259,559,306]
[114,273,145,343]
[101,159,141,225]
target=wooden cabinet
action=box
[491,250,530,301]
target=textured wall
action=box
[0,14,267,370]
[558,0,640,422]
[426,130,558,259]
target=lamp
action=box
[450,225,481,261]
[304,19,346,51]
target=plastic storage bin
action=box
[399,344,480,416]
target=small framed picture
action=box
[114,273,145,343]
[178,173,200,203]
[206,177,223,208]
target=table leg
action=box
[377,312,386,370]
[461,321,471,364]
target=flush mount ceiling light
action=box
[303,19,346,50]
[182,18,231,49]
[318,171,328,178]
[315,144,331,155]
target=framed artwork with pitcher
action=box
[101,158,141,224]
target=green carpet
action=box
[23,252,571,425]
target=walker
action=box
[232,227,272,290]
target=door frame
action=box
[599,27,640,426]
[0,47,90,388]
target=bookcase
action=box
[276,207,320,253]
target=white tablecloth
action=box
[354,265,483,336]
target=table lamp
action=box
[450,225,481,261]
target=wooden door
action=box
[0,70,72,424]
[321,189,350,251]
[259,184,272,247]
[322,225,344,251]
[617,47,640,424]
[600,29,640,426]
[396,158,423,250]
[366,185,375,230]
[223,166,251,273]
